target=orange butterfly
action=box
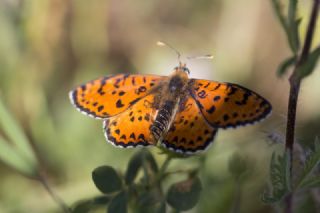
[69,63,272,154]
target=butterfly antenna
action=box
[187,54,214,60]
[157,41,182,65]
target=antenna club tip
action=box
[157,41,166,46]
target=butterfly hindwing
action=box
[70,74,164,118]
[104,95,157,147]
[189,79,272,128]
[162,97,218,154]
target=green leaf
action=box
[135,187,165,212]
[125,149,158,185]
[297,46,320,79]
[166,176,202,211]
[92,196,110,205]
[0,97,38,175]
[92,166,122,194]
[270,0,301,55]
[72,196,110,213]
[295,137,320,190]
[271,0,288,34]
[287,0,300,53]
[108,191,128,213]
[72,200,92,213]
[125,151,143,185]
[261,151,291,204]
[0,136,36,176]
[299,176,320,189]
[277,56,296,76]
[144,149,159,173]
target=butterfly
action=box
[69,63,272,154]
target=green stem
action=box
[231,180,242,213]
[38,174,70,213]
[158,155,172,180]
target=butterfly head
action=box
[174,62,190,75]
[169,63,189,93]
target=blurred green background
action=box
[0,0,319,212]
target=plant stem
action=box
[38,174,70,213]
[231,180,242,213]
[158,155,172,179]
[284,0,319,212]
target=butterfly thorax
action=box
[150,65,189,144]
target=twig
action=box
[231,181,242,213]
[38,174,70,213]
[284,0,320,212]
[158,155,172,180]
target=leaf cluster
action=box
[0,97,39,177]
[272,0,320,79]
[71,149,202,213]
[262,137,320,204]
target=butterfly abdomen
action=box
[150,100,175,142]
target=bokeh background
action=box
[0,0,319,212]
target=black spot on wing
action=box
[97,87,105,95]
[206,105,216,114]
[81,85,86,91]
[118,91,126,96]
[211,83,221,91]
[197,90,207,99]
[138,134,146,141]
[213,96,221,101]
[97,105,104,112]
[131,77,136,85]
[204,82,211,88]
[226,84,238,96]
[130,133,136,140]
[115,129,120,135]
[235,91,251,106]
[116,99,125,108]
[144,113,150,121]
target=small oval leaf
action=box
[92,195,110,205]
[108,191,128,213]
[92,166,122,194]
[166,176,202,211]
[72,200,93,213]
[125,149,158,185]
[277,56,296,77]
[297,46,320,79]
[125,151,144,185]
[71,196,109,213]
[144,150,159,173]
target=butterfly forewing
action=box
[162,97,217,154]
[70,74,164,118]
[189,79,272,128]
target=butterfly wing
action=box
[162,97,217,154]
[69,74,164,119]
[189,79,272,128]
[104,95,157,147]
